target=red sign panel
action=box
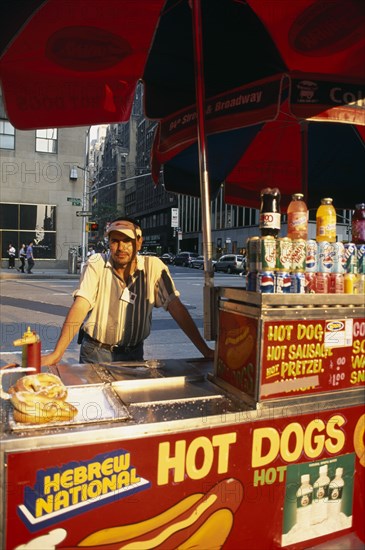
[5,407,365,549]
[260,317,365,400]
[216,309,259,397]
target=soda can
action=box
[305,272,316,293]
[246,271,257,292]
[290,272,306,294]
[257,271,275,293]
[344,242,358,273]
[260,236,276,270]
[247,236,261,272]
[291,239,306,272]
[275,270,292,293]
[357,244,365,274]
[356,274,365,294]
[329,273,344,293]
[276,237,292,271]
[318,241,333,273]
[344,272,357,294]
[305,240,318,272]
[331,241,345,274]
[315,272,330,293]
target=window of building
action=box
[36,128,58,153]
[0,95,15,149]
[1,203,57,259]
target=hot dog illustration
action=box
[224,325,254,370]
[74,478,243,549]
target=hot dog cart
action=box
[1,291,364,550]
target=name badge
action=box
[121,288,137,304]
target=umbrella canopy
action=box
[1,0,364,208]
[148,0,365,209]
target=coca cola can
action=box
[246,271,258,292]
[329,273,344,293]
[276,237,292,271]
[315,272,330,293]
[344,242,358,273]
[290,272,305,294]
[291,239,306,272]
[247,236,260,272]
[331,241,345,274]
[318,241,333,273]
[257,271,275,293]
[275,271,292,293]
[357,244,365,274]
[305,272,316,293]
[260,236,276,270]
[305,239,318,272]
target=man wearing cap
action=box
[42,217,214,366]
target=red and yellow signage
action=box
[5,407,365,549]
[260,318,365,400]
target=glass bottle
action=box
[352,203,365,244]
[296,474,313,527]
[316,198,336,243]
[328,467,344,518]
[311,464,330,524]
[287,193,308,240]
[259,187,281,238]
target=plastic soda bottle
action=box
[296,474,313,527]
[327,467,344,518]
[287,193,308,240]
[259,187,281,238]
[311,464,330,524]
[316,198,336,242]
[352,203,365,244]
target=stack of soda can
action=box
[246,236,365,294]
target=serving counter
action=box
[1,291,364,550]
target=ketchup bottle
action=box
[259,187,281,238]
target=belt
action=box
[84,334,140,353]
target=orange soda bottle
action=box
[287,193,308,240]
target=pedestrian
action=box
[26,241,35,274]
[18,243,26,273]
[87,245,96,257]
[7,243,16,269]
[41,217,214,366]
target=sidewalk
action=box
[0,268,80,280]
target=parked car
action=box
[191,255,204,269]
[214,254,244,274]
[191,255,217,269]
[160,253,174,265]
[173,251,199,267]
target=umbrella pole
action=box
[191,0,216,341]
[301,121,309,200]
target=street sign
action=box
[67,197,82,206]
[171,207,179,228]
[76,211,92,217]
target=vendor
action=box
[41,217,214,365]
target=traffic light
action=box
[90,222,99,231]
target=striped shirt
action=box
[74,253,180,346]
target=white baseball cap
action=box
[106,219,142,239]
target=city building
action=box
[1,87,88,268]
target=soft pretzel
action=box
[9,373,77,424]
[9,373,67,400]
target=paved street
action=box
[0,267,245,367]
